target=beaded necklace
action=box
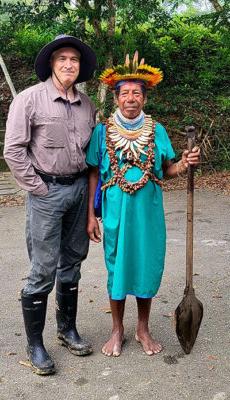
[114,109,145,131]
[101,114,162,194]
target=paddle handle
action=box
[186,126,195,290]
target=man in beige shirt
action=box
[4,34,97,375]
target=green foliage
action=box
[12,27,55,63]
[0,0,229,171]
[0,0,67,27]
[150,18,229,92]
[216,96,230,112]
[190,3,230,30]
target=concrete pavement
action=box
[0,189,229,400]
[0,172,22,196]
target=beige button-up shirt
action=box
[4,77,96,195]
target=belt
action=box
[36,169,87,185]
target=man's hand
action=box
[181,146,201,169]
[87,216,101,243]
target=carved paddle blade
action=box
[175,290,203,354]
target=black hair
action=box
[115,80,147,97]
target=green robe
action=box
[86,121,175,300]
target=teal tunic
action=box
[86,121,175,300]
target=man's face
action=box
[115,82,146,119]
[51,47,81,88]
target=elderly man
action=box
[86,53,200,357]
[4,35,97,375]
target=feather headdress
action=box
[99,51,163,89]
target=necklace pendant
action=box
[126,151,133,161]
[135,148,141,159]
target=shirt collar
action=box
[45,76,82,105]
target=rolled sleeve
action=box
[4,93,48,195]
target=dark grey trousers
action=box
[24,177,89,294]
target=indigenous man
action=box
[4,35,97,374]
[86,52,200,357]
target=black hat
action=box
[34,34,97,83]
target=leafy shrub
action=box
[0,8,229,171]
[216,96,230,112]
[11,26,58,64]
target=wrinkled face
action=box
[51,47,81,87]
[115,82,146,119]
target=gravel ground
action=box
[0,189,229,400]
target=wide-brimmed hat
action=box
[34,34,97,83]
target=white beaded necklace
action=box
[108,113,153,160]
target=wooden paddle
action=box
[175,126,203,354]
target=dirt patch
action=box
[0,194,26,207]
[163,171,230,196]
[0,171,229,207]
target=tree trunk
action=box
[107,0,115,37]
[91,0,102,38]
[0,54,17,98]
[208,0,223,12]
[92,18,102,38]
[97,0,116,117]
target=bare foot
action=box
[102,330,124,357]
[135,332,162,355]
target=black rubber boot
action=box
[56,281,92,356]
[21,292,55,375]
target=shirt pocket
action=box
[33,115,66,148]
